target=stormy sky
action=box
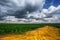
[0,0,60,23]
[0,0,45,19]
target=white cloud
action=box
[48,5,56,13]
[3,16,18,22]
[27,5,60,23]
[27,5,60,18]
[9,0,26,7]
[10,0,45,7]
[27,11,46,18]
[9,0,45,11]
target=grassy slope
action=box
[0,23,60,35]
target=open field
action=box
[0,23,60,35]
[0,26,60,40]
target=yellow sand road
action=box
[0,26,60,40]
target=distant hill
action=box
[1,26,60,40]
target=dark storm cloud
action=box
[0,0,17,17]
[14,5,42,18]
[0,0,45,20]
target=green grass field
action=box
[0,23,60,35]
